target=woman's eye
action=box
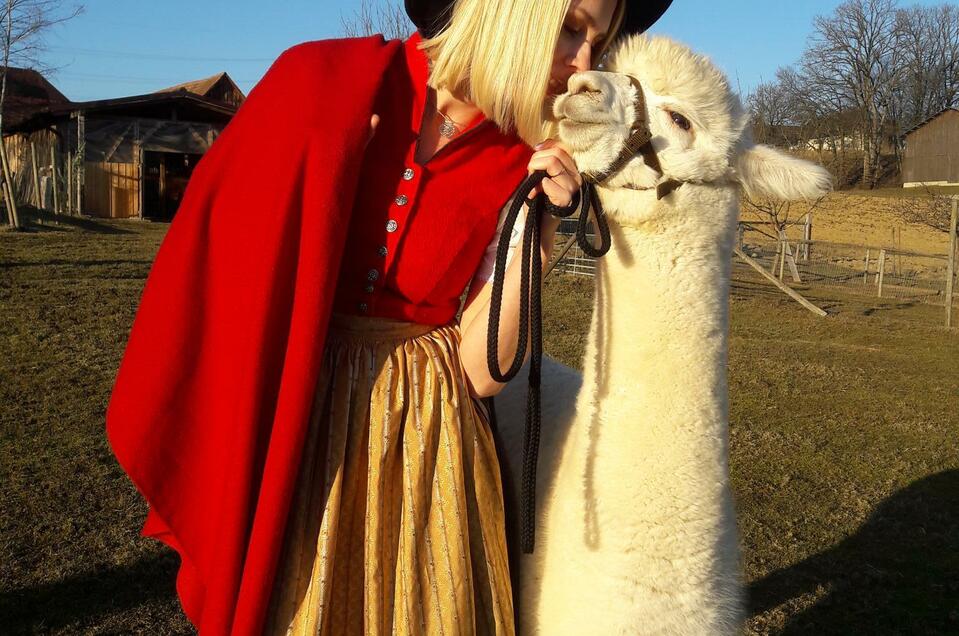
[669,111,691,131]
[563,24,580,37]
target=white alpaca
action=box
[493,34,832,635]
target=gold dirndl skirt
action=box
[264,312,514,635]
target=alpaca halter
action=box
[582,74,684,200]
[484,73,678,555]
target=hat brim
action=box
[404,0,673,39]
[621,1,673,36]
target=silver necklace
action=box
[426,88,463,139]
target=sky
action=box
[40,0,948,103]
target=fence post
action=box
[30,141,41,210]
[877,249,886,298]
[50,145,60,216]
[863,249,871,285]
[1,138,19,229]
[66,151,73,216]
[946,198,957,328]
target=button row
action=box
[357,165,416,315]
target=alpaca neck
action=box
[577,190,738,477]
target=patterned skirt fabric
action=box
[264,312,514,635]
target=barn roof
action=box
[903,108,959,137]
[5,90,239,134]
[2,67,243,134]
[1,66,71,128]
[153,71,243,101]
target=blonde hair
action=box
[418,0,626,147]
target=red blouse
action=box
[331,31,535,326]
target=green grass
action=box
[3,218,958,634]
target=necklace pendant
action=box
[439,119,458,138]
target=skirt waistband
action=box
[327,311,450,342]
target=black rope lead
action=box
[486,168,611,554]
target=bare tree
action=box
[892,4,959,132]
[340,0,414,41]
[803,0,903,189]
[0,0,83,137]
[894,186,955,233]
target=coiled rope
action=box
[485,168,611,554]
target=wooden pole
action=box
[50,145,60,215]
[0,138,20,229]
[877,249,886,298]
[803,211,813,261]
[778,236,787,280]
[734,247,828,317]
[946,198,957,328]
[863,249,871,285]
[66,151,73,215]
[76,111,85,216]
[30,141,41,209]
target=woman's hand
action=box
[527,138,581,241]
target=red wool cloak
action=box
[106,34,401,635]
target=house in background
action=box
[902,108,959,187]
[2,67,245,219]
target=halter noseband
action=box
[583,74,683,199]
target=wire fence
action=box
[737,225,953,305]
[550,220,958,325]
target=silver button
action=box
[367,268,379,281]
[386,219,398,232]
[402,168,415,180]
[358,302,368,312]
[395,194,408,206]
[364,284,374,293]
[377,245,388,257]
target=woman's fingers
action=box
[366,113,380,148]
[530,139,580,180]
[526,139,582,205]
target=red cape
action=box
[106,34,401,634]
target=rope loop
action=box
[485,168,611,553]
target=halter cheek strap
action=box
[584,75,683,200]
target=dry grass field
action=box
[741,191,952,255]
[2,209,957,634]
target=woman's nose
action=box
[569,40,592,72]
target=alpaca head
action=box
[552,34,833,223]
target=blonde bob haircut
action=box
[418,0,626,148]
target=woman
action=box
[105,0,672,634]
[262,2,673,634]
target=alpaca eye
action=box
[669,111,691,131]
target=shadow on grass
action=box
[0,549,181,633]
[861,301,919,315]
[749,470,959,634]
[1,258,156,269]
[6,207,152,235]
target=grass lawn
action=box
[2,218,958,634]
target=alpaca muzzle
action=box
[580,74,684,201]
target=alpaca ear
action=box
[732,144,833,201]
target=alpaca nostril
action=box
[568,72,605,97]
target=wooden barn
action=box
[3,68,245,219]
[902,108,959,187]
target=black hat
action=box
[404,0,673,39]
